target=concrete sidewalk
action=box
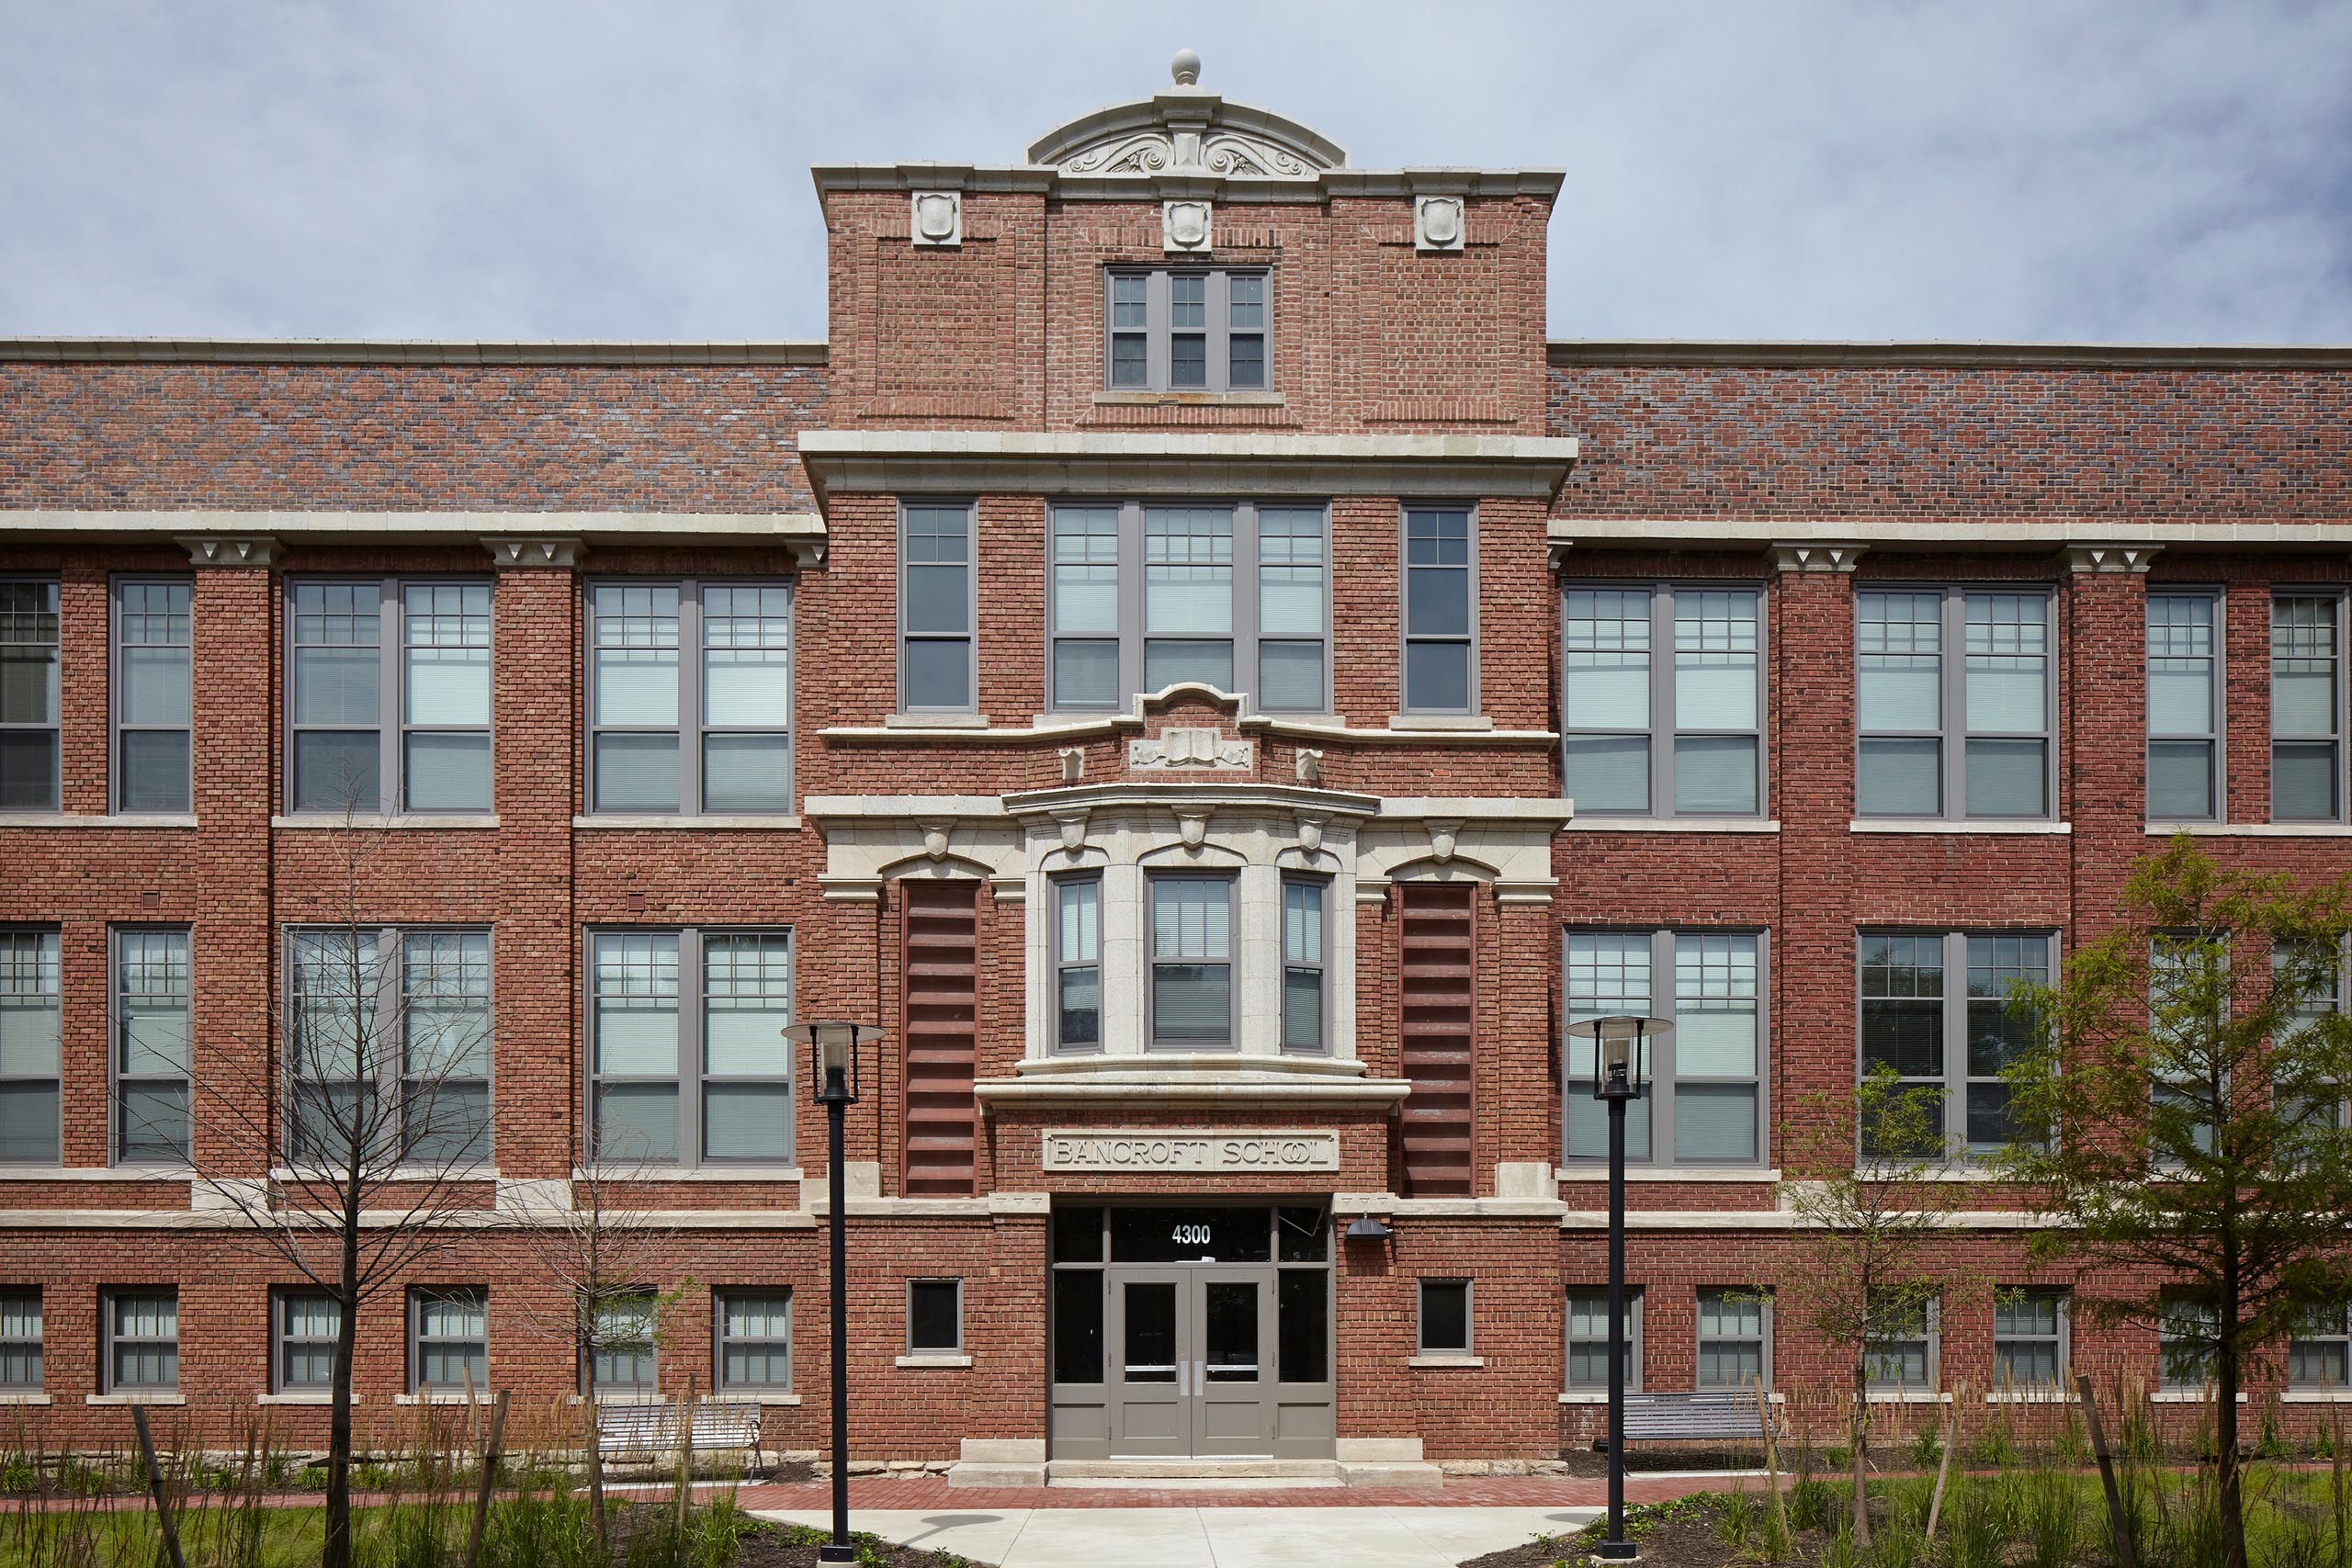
[751,1505,1602,1566]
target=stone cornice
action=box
[0,338,827,366]
[796,430,1578,509]
[1549,517,2352,555]
[1547,339,2352,370]
[5,510,825,556]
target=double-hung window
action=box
[0,580,59,810]
[113,579,192,813]
[113,927,191,1164]
[2150,932,2224,1158]
[287,928,492,1168]
[0,930,61,1164]
[588,581,791,814]
[1052,876,1102,1053]
[2147,592,2222,820]
[0,1291,40,1390]
[588,1292,658,1396]
[105,1288,178,1393]
[1402,508,1475,715]
[1697,1289,1770,1389]
[2160,1293,2217,1389]
[288,580,492,814]
[1282,877,1328,1054]
[1565,1289,1642,1392]
[1994,1289,2068,1389]
[1864,1296,1938,1391]
[1565,930,1766,1167]
[1564,584,1765,816]
[1857,588,2053,819]
[273,1289,339,1393]
[411,1287,487,1393]
[1103,268,1269,392]
[2272,592,2346,822]
[589,929,794,1167]
[899,504,974,713]
[1859,931,2051,1158]
[1047,502,1328,713]
[2274,938,2349,1132]
[2290,1303,2352,1392]
[1148,876,1234,1050]
[716,1290,791,1393]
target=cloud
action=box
[0,0,2345,343]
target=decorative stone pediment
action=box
[1026,50,1345,184]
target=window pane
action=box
[1420,1281,1469,1353]
[2150,667,2215,735]
[1675,1083,1758,1161]
[119,645,191,727]
[1257,641,1324,710]
[595,1083,678,1161]
[1566,589,1651,728]
[292,647,379,726]
[1407,568,1470,638]
[905,564,970,637]
[705,1083,789,1159]
[1110,335,1146,387]
[1145,509,1233,634]
[593,733,679,812]
[903,640,971,710]
[405,732,491,811]
[1965,739,2047,817]
[1053,640,1120,707]
[0,733,59,810]
[1059,967,1101,1047]
[1144,640,1234,692]
[1153,966,1230,1041]
[909,1282,958,1351]
[406,647,489,727]
[1227,274,1264,327]
[1405,641,1471,713]
[2275,743,2340,820]
[1053,511,1122,633]
[1054,1271,1104,1383]
[704,734,790,812]
[405,1083,490,1164]
[2276,672,2338,735]
[0,1085,59,1161]
[1283,969,1323,1049]
[1278,1271,1328,1383]
[593,649,679,727]
[1858,738,1939,816]
[1674,736,1758,814]
[1859,663,1939,730]
[1675,591,1758,728]
[1227,333,1265,389]
[119,731,191,812]
[2148,740,2215,818]
[1110,275,1148,329]
[705,653,788,728]
[0,651,55,727]
[1675,999,1758,1077]
[292,732,380,813]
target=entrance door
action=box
[1110,1269,1189,1455]
[1192,1271,1272,1454]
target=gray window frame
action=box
[584,1289,659,1397]
[282,924,495,1169]
[1855,585,2058,821]
[409,1285,488,1394]
[103,1286,179,1393]
[1400,504,1478,716]
[1696,1288,1773,1390]
[0,1289,40,1390]
[1563,581,1769,818]
[585,926,797,1168]
[2289,1302,2352,1391]
[1563,928,1770,1169]
[109,924,192,1168]
[1102,267,1272,393]
[1857,929,2053,1162]
[1050,874,1102,1055]
[1863,1294,1939,1392]
[1046,500,1331,715]
[898,501,978,716]
[714,1288,793,1393]
[1565,1287,1643,1392]
[285,576,495,816]
[271,1286,339,1394]
[0,928,62,1167]
[1280,874,1329,1055]
[2147,588,2225,822]
[1993,1287,2070,1389]
[2276,935,2351,1132]
[584,577,793,817]
[2159,1292,2218,1389]
[1145,873,1238,1052]
[906,1277,963,1355]
[1417,1278,1473,1356]
[2270,590,2347,824]
[110,575,193,815]
[0,576,61,812]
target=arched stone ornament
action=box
[921,821,954,862]
[1173,806,1212,849]
[1163,199,1213,254]
[1053,808,1090,856]
[910,190,962,247]
[1295,812,1327,854]
[1415,196,1464,253]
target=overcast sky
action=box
[4,1,2347,344]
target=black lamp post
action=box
[1566,1012,1670,1562]
[784,1019,886,1566]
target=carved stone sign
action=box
[1042,1129,1341,1173]
[1129,728,1251,771]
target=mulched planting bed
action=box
[1462,1495,1831,1568]
[1549,1447,1771,1478]
[737,1520,988,1567]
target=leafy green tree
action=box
[2001,837,2352,1568]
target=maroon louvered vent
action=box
[900,881,979,1197]
[1397,883,1476,1197]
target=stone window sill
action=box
[272,1167,497,1183]
[573,1167,802,1183]
[259,1392,351,1405]
[1850,819,2071,835]
[1986,1389,2076,1404]
[273,814,501,830]
[88,1392,184,1405]
[0,1165,192,1182]
[2149,821,2352,837]
[568,1392,666,1405]
[2281,1391,2352,1404]
[1558,1167,1781,1184]
[1865,1390,1951,1404]
[882,712,990,730]
[1409,1355,1485,1370]
[399,1392,497,1405]
[1561,818,1782,834]
[895,1354,971,1369]
[1091,391,1287,409]
[0,813,198,829]
[1560,1390,1785,1404]
[736,1393,803,1405]
[571,815,800,830]
[1387,714,1493,732]
[0,1392,51,1405]
[2152,1390,2248,1404]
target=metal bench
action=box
[594,1400,764,1473]
[1594,1391,1778,1450]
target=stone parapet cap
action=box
[3,509,823,550]
[1551,515,2352,554]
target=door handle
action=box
[1178,1360,1189,1397]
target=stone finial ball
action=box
[1171,48,1202,85]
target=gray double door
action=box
[1109,1265,1276,1456]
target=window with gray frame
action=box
[0,580,59,811]
[2272,592,2345,822]
[411,1287,487,1393]
[589,930,794,1166]
[1418,1279,1472,1355]
[287,928,492,1168]
[105,1288,178,1392]
[900,504,974,713]
[716,1290,791,1392]
[1282,877,1328,1053]
[588,581,790,814]
[1565,930,1766,1168]
[1857,588,2054,819]
[113,579,192,813]
[1148,876,1234,1049]
[1697,1289,1770,1389]
[2290,1303,2351,1391]
[1565,1289,1642,1391]
[1994,1289,2068,1389]
[273,1288,339,1393]
[1103,268,1268,391]
[113,927,191,1164]
[1564,584,1765,817]
[588,1292,658,1394]
[1048,501,1329,712]
[288,580,492,814]
[1402,508,1475,714]
[0,1291,40,1389]
[2148,592,2222,820]
[0,930,61,1165]
[1052,876,1102,1053]
[2160,1292,2217,1389]
[1859,931,2050,1158]
[2274,938,2349,1132]
[2150,933,2223,1157]
[907,1279,961,1354]
[1863,1296,1938,1390]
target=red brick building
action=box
[1,55,2348,1478]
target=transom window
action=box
[0,580,60,811]
[286,928,492,1168]
[1104,268,1269,392]
[113,579,192,813]
[2147,592,2222,820]
[588,581,792,815]
[1859,931,2050,1159]
[1148,876,1234,1050]
[2271,592,2346,822]
[1857,588,2054,820]
[288,579,492,814]
[1565,930,1766,1168]
[589,929,794,1167]
[0,930,61,1165]
[113,927,191,1164]
[1564,585,1765,817]
[1047,501,1328,712]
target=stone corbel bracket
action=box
[177,536,280,568]
[481,536,585,570]
[2063,544,2162,574]
[1769,542,1869,574]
